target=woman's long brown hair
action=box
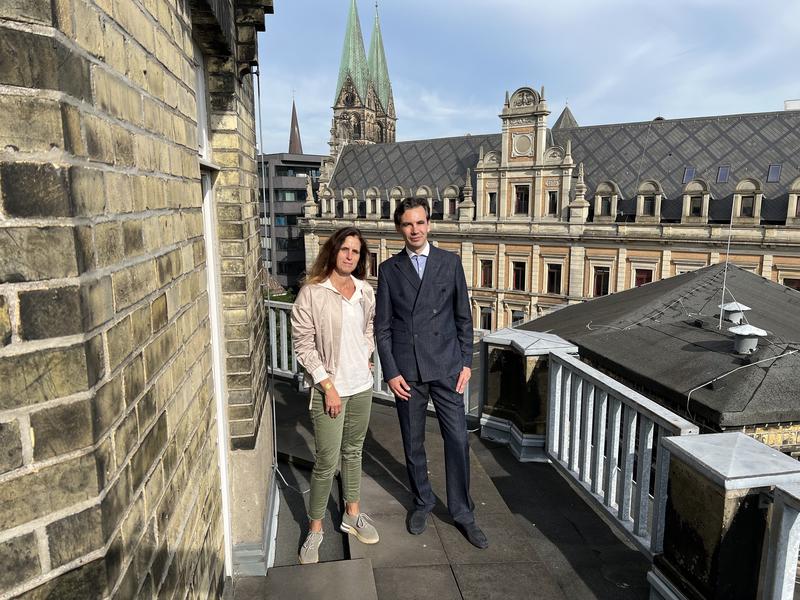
[304,227,371,284]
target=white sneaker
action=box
[341,512,379,544]
[299,530,324,564]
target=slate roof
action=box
[520,264,800,428]
[329,133,501,194]
[552,110,800,222]
[552,106,578,130]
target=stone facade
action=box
[0,0,273,597]
[305,83,800,332]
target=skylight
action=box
[717,165,730,183]
[682,167,695,184]
[767,164,782,183]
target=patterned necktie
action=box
[413,254,426,279]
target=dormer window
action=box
[593,181,620,222]
[690,196,703,216]
[600,196,612,216]
[488,192,497,215]
[740,195,755,217]
[643,196,656,216]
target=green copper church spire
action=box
[367,3,393,112]
[334,0,370,104]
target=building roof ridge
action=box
[558,108,799,132]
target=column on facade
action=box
[661,249,672,279]
[462,241,474,290]
[568,246,586,301]
[497,243,507,290]
[616,248,627,292]
[762,254,774,279]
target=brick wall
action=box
[0,0,273,597]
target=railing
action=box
[546,350,699,556]
[763,483,800,600]
[265,301,477,409]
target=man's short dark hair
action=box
[393,197,431,226]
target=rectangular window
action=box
[643,196,656,216]
[274,216,287,226]
[546,264,562,295]
[741,195,755,217]
[690,196,703,216]
[488,192,497,215]
[682,167,695,184]
[512,261,526,291]
[448,197,458,215]
[369,252,377,277]
[717,165,730,183]
[275,166,297,177]
[480,260,493,288]
[278,190,297,203]
[514,186,530,215]
[600,196,612,216]
[635,269,653,287]
[480,307,493,331]
[783,277,800,291]
[547,191,559,215]
[593,266,610,296]
[511,310,526,326]
[767,164,782,183]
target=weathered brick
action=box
[0,533,40,590]
[94,221,124,268]
[112,260,156,310]
[106,316,133,371]
[16,557,107,600]
[114,408,138,466]
[30,398,93,460]
[18,286,82,340]
[80,276,113,331]
[69,166,105,216]
[1,163,71,218]
[73,0,104,58]
[143,326,177,382]
[0,453,98,529]
[92,377,124,440]
[136,389,158,434]
[131,304,152,349]
[0,344,89,411]
[0,0,52,25]
[46,506,104,567]
[130,412,167,492]
[112,125,135,167]
[123,353,145,405]
[0,28,91,102]
[61,103,87,156]
[95,436,114,489]
[104,171,133,214]
[0,95,64,152]
[151,293,168,332]
[74,225,95,273]
[0,420,22,475]
[0,296,10,347]
[121,493,144,556]
[84,114,115,163]
[101,467,130,538]
[122,221,145,256]
[93,67,142,125]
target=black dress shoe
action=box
[456,521,489,549]
[407,509,429,535]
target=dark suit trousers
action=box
[395,374,475,525]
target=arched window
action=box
[636,180,663,222]
[593,181,620,222]
[681,179,710,223]
[733,178,763,222]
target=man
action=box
[375,197,488,549]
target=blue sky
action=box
[256,0,800,156]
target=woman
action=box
[291,227,380,564]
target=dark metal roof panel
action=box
[329,133,501,192]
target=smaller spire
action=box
[504,91,510,107]
[479,145,484,161]
[540,85,545,99]
[289,99,303,154]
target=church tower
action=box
[329,0,396,158]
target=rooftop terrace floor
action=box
[229,380,650,599]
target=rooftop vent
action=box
[719,302,751,325]
[729,324,767,355]
[785,100,800,111]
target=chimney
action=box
[719,302,751,325]
[729,324,767,355]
